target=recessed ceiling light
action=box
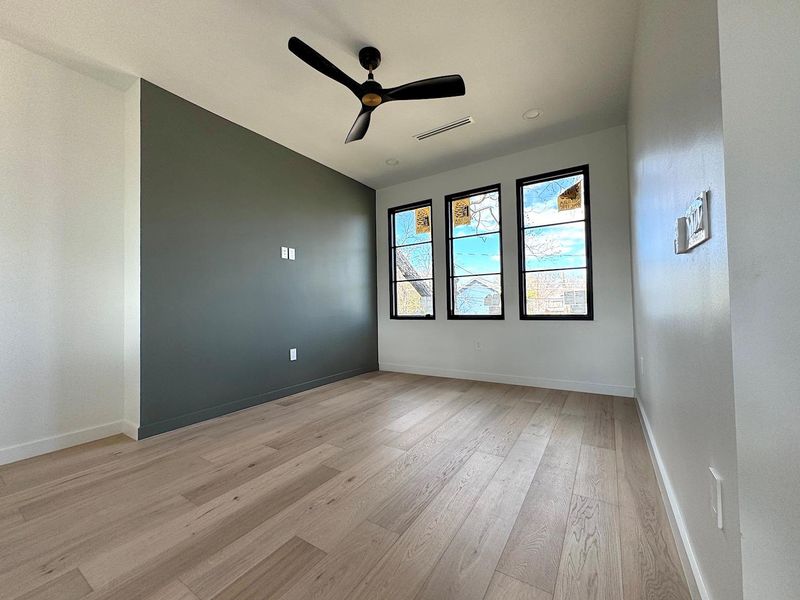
[385,158,400,166]
[522,108,542,120]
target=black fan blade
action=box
[383,75,465,102]
[288,37,362,97]
[345,106,374,143]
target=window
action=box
[445,184,503,319]
[388,200,434,318]
[517,165,593,319]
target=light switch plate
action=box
[289,348,297,361]
[281,246,288,259]
[675,191,710,254]
[288,248,296,261]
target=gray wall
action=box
[627,1,742,598]
[139,81,377,437]
[718,2,800,598]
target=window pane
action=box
[522,174,585,227]
[395,279,434,317]
[524,269,587,316]
[523,222,586,271]
[452,274,502,316]
[395,243,433,280]
[451,233,501,276]
[451,190,500,238]
[394,206,431,246]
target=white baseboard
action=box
[380,362,635,397]
[121,420,139,440]
[635,395,708,600]
[0,421,126,466]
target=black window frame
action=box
[388,199,435,320]
[516,165,594,321]
[444,183,505,320]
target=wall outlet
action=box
[474,340,482,352]
[289,348,297,361]
[288,247,296,261]
[709,466,724,530]
[639,356,645,379]
[281,246,288,259]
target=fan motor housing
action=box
[358,46,381,71]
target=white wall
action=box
[376,126,635,396]
[0,38,127,464]
[718,2,800,598]
[627,1,742,598]
[123,80,141,438]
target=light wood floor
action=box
[0,372,691,600]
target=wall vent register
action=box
[414,116,473,141]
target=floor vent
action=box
[414,116,473,141]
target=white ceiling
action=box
[0,0,638,189]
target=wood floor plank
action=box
[350,451,503,600]
[521,387,552,404]
[615,412,666,518]
[0,496,195,598]
[613,396,637,421]
[619,505,691,600]
[616,412,690,600]
[181,437,333,506]
[574,445,618,505]
[276,521,398,600]
[582,414,616,450]
[432,397,498,441]
[200,432,278,465]
[0,375,691,600]
[16,453,211,521]
[476,401,538,457]
[0,435,136,495]
[0,434,210,513]
[297,431,452,552]
[524,390,567,438]
[322,428,399,471]
[582,394,615,450]
[416,433,550,600]
[553,495,622,600]
[144,580,199,600]
[387,396,475,450]
[369,404,509,534]
[484,572,553,600]
[586,393,614,419]
[561,392,588,417]
[80,445,340,596]
[496,466,575,594]
[276,378,370,407]
[0,507,23,529]
[15,568,92,600]
[537,415,585,474]
[83,467,337,600]
[385,388,463,432]
[177,530,295,600]
[209,536,325,600]
[178,444,404,598]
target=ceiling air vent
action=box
[413,116,473,141]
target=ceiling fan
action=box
[288,37,466,143]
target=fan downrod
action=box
[358,46,381,72]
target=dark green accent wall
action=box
[139,81,377,438]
